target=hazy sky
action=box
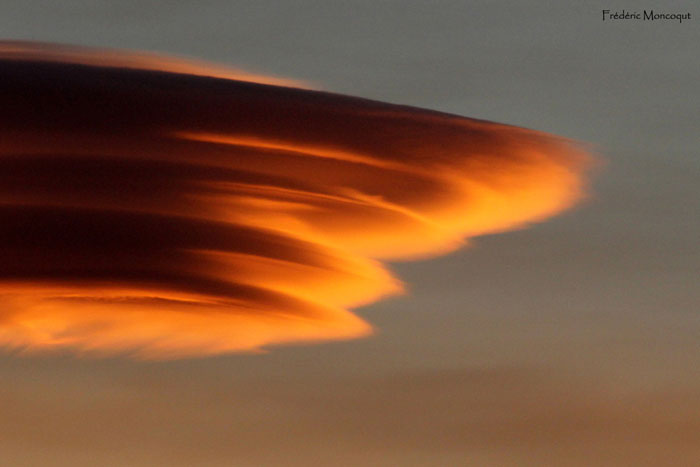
[0,1,698,466]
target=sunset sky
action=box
[1,1,698,466]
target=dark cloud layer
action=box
[0,42,591,357]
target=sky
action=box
[0,1,698,466]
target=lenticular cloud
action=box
[0,42,591,358]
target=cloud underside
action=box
[0,43,591,357]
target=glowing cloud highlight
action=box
[0,42,591,357]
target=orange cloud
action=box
[0,42,592,358]
[0,41,308,88]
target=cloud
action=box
[0,42,591,357]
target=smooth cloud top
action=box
[0,42,591,358]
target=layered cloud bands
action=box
[0,42,590,357]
